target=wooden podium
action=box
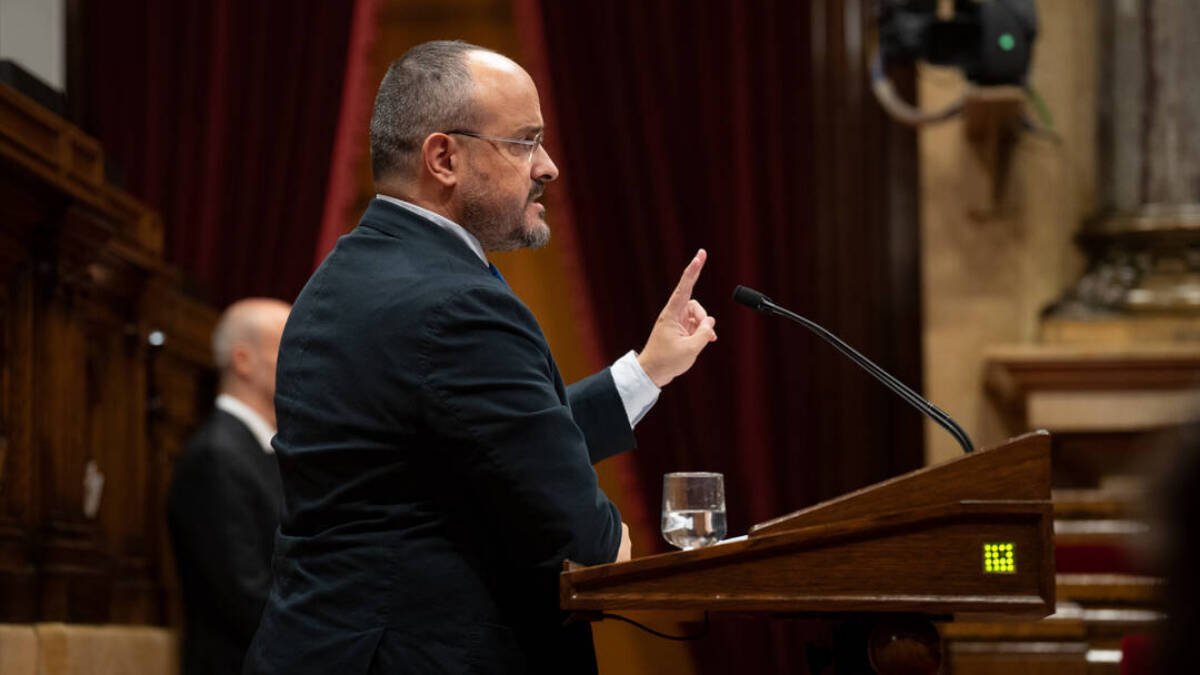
[561,432,1055,673]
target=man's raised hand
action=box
[636,249,717,388]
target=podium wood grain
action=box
[562,432,1054,620]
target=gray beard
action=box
[460,191,550,252]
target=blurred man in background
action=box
[168,298,290,675]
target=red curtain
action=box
[80,0,373,307]
[313,0,382,269]
[517,0,925,670]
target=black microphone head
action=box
[732,285,770,312]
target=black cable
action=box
[870,46,965,127]
[596,612,710,641]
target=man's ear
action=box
[422,133,459,188]
[229,343,254,379]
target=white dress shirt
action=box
[375,194,660,427]
[216,394,277,454]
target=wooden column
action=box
[1049,0,1200,320]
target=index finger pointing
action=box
[665,249,707,314]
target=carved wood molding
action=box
[986,343,1200,433]
[986,344,1200,401]
[0,84,162,257]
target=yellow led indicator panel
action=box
[983,542,1016,574]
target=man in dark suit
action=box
[245,40,716,674]
[168,298,290,675]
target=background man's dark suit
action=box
[168,409,283,675]
[245,199,632,674]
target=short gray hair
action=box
[369,40,494,181]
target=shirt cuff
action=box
[611,350,661,428]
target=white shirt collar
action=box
[375,194,488,264]
[215,394,276,454]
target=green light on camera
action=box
[983,542,1016,574]
[998,33,1016,52]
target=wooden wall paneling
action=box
[56,202,170,624]
[96,308,158,624]
[28,200,160,624]
[34,209,113,623]
[142,279,217,628]
[0,253,37,621]
[2,81,218,625]
[63,208,161,624]
[0,137,73,623]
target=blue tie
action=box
[488,263,508,287]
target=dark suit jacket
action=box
[168,408,283,675]
[244,199,634,674]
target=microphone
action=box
[733,285,975,453]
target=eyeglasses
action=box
[444,129,544,163]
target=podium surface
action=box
[561,432,1054,620]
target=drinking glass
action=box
[661,472,727,550]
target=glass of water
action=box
[661,472,727,550]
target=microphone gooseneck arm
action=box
[733,285,975,453]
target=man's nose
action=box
[532,145,559,183]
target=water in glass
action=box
[661,509,727,549]
[661,472,727,550]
